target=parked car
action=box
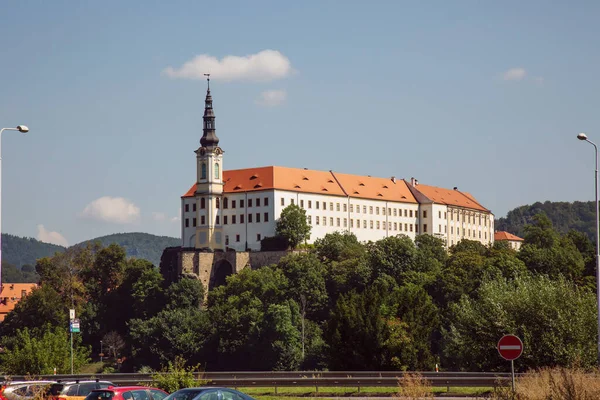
[46,381,114,400]
[1,381,56,400]
[163,388,256,400]
[84,387,168,400]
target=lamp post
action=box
[0,126,28,291]
[100,340,103,363]
[577,132,600,366]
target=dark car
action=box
[46,381,114,400]
[163,388,256,400]
[84,387,168,400]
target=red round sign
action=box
[497,334,523,361]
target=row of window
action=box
[225,233,262,245]
[307,215,419,233]
[285,197,421,218]
[200,162,220,180]
[184,197,270,213]
[184,212,270,227]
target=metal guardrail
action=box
[2,371,514,389]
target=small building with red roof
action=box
[0,283,38,322]
[494,231,524,251]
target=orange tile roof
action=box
[183,166,418,203]
[0,283,38,322]
[409,183,489,211]
[332,172,417,203]
[494,231,524,241]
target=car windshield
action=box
[163,390,204,400]
[84,391,115,400]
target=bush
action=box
[395,372,433,399]
[260,235,289,251]
[150,356,209,393]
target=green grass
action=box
[237,386,493,398]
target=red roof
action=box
[0,283,38,322]
[494,231,524,241]
[408,184,489,211]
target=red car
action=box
[84,387,168,400]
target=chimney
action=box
[391,176,396,183]
[410,177,416,187]
[453,187,458,191]
[415,179,418,186]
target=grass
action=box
[237,385,493,397]
[78,361,111,374]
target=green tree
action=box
[166,278,205,310]
[313,232,366,263]
[275,204,311,249]
[443,275,597,371]
[367,235,417,285]
[0,325,90,374]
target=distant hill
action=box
[495,201,596,241]
[1,232,180,276]
[76,232,180,266]
[1,234,65,269]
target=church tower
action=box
[194,76,224,250]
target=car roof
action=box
[92,387,163,392]
[56,381,113,385]
[4,381,57,386]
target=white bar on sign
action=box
[500,345,521,350]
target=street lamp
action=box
[0,126,28,291]
[577,132,600,366]
[100,340,103,363]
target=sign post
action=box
[69,310,78,374]
[497,334,524,393]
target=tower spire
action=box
[200,73,219,148]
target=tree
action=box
[275,204,311,249]
[443,275,597,371]
[166,278,205,310]
[313,232,366,263]
[0,325,90,374]
[367,235,417,285]
[102,331,126,359]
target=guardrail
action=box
[2,371,515,391]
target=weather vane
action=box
[204,73,210,89]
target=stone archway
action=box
[211,259,233,290]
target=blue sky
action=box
[1,1,599,246]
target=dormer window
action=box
[359,182,365,186]
[250,174,259,180]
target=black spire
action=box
[200,74,219,148]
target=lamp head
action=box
[577,133,588,141]
[16,125,29,133]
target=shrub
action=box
[150,356,209,393]
[260,235,289,251]
[395,372,433,399]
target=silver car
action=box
[1,381,57,400]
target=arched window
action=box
[201,163,207,179]
[201,198,206,209]
[216,197,220,209]
[214,162,220,179]
[223,197,229,209]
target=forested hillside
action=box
[1,232,179,282]
[75,233,179,266]
[495,201,596,240]
[1,234,65,268]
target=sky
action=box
[1,1,599,246]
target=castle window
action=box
[308,200,312,209]
[316,216,320,225]
[224,216,228,225]
[264,212,269,222]
[363,220,366,228]
[248,199,253,207]
[185,204,189,212]
[410,210,413,218]
[240,200,245,208]
[369,206,373,214]
[214,163,220,179]
[281,198,285,206]
[344,218,347,227]
[291,199,294,205]
[323,216,326,226]
[337,218,340,227]
[308,215,312,224]
[248,214,253,223]
[350,204,353,212]
[201,198,206,209]
[232,200,237,209]
[201,216,206,225]
[232,215,237,224]
[193,218,197,227]
[394,222,397,230]
[185,218,189,228]
[201,163,207,179]
[370,220,373,229]
[193,203,196,212]
[376,207,379,215]
[336,203,340,211]
[363,206,367,213]
[343,204,347,212]
[257,198,261,207]
[330,217,334,225]
[316,201,320,210]
[236,235,240,242]
[225,235,229,245]
[300,200,304,208]
[264,197,269,206]
[257,234,261,242]
[350,219,353,228]
[216,216,220,225]
[424,224,427,233]
[240,214,245,223]
[330,202,333,211]
[377,221,380,229]
[256,213,261,223]
[223,197,229,209]
[216,198,220,209]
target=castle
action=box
[161,79,494,290]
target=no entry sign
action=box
[497,334,523,361]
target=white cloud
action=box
[80,196,140,224]
[255,89,287,107]
[163,50,293,82]
[152,212,166,221]
[37,225,69,247]
[502,67,527,81]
